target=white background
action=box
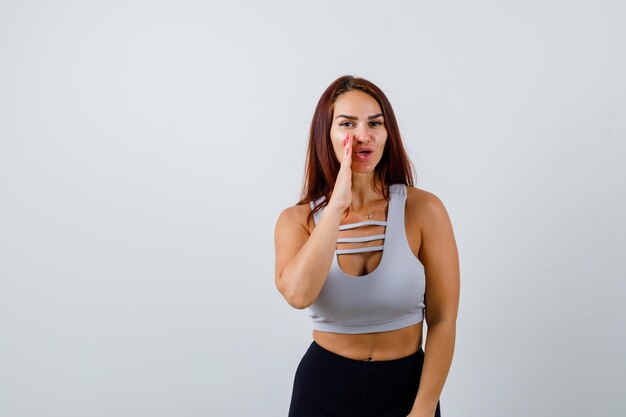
[1,1,625,416]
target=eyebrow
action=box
[335,113,384,120]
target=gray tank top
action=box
[307,183,426,334]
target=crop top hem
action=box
[310,312,424,334]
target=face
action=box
[330,90,387,171]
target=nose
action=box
[354,127,371,143]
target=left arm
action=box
[408,192,460,417]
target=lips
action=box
[353,148,374,162]
[353,147,374,155]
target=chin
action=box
[352,166,376,173]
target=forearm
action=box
[410,321,456,414]
[280,205,344,308]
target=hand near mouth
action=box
[328,133,353,212]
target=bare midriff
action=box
[312,321,423,361]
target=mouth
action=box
[353,148,374,161]
[353,147,374,155]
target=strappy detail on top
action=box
[305,183,427,334]
[339,220,387,230]
[310,202,388,258]
[336,220,386,255]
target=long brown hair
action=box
[298,75,416,227]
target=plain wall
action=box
[1,1,625,416]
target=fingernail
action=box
[343,135,348,146]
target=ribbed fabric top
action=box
[307,183,426,334]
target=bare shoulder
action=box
[275,202,313,236]
[406,186,449,227]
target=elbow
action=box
[284,289,311,310]
[426,317,457,328]
[276,276,311,310]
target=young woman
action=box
[274,75,459,417]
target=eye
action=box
[370,120,384,127]
[339,121,354,127]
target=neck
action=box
[350,172,382,210]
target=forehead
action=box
[333,90,382,116]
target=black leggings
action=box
[288,340,442,417]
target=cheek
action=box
[330,129,343,146]
[379,130,388,143]
[329,131,342,154]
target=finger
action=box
[343,134,352,165]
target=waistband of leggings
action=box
[308,339,424,379]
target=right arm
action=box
[274,133,354,309]
[274,204,345,309]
